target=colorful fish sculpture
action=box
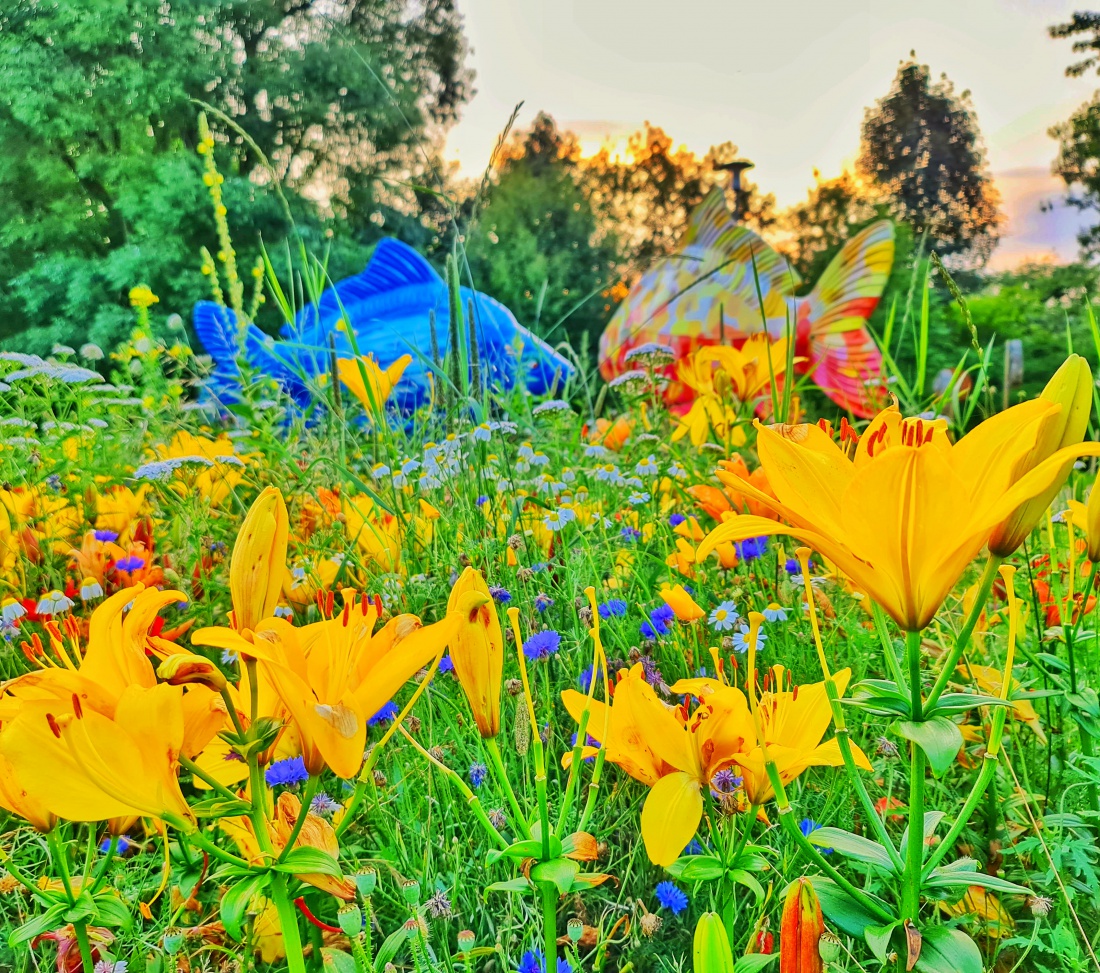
[192,238,573,412]
[598,189,895,417]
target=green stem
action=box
[270,872,309,973]
[47,831,94,973]
[179,753,243,801]
[485,736,530,839]
[926,555,1001,710]
[903,711,927,925]
[923,750,998,878]
[539,881,558,968]
[72,922,96,973]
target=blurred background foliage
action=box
[4,0,1100,402]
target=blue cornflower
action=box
[99,835,134,855]
[785,557,813,574]
[439,654,455,674]
[523,630,561,661]
[710,768,743,794]
[731,623,767,653]
[311,792,343,815]
[800,818,833,854]
[578,663,604,691]
[115,555,145,573]
[535,592,554,612]
[655,881,689,915]
[94,529,119,542]
[683,838,706,856]
[735,536,768,561]
[369,701,399,726]
[489,586,511,603]
[469,763,488,788]
[642,603,675,639]
[708,600,739,632]
[516,951,571,973]
[598,599,627,618]
[476,495,489,506]
[620,526,642,542]
[265,756,308,787]
[668,512,686,527]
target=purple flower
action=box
[535,592,554,612]
[710,768,743,793]
[668,513,686,527]
[489,586,511,603]
[311,792,343,815]
[469,763,488,788]
[620,526,641,542]
[735,536,768,561]
[93,529,119,542]
[115,555,145,572]
[439,654,455,674]
[523,630,561,661]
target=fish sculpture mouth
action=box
[192,238,575,416]
[598,188,895,419]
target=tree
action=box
[582,127,775,272]
[1048,12,1100,259]
[778,170,880,281]
[461,113,621,359]
[857,58,1001,266]
[0,0,471,352]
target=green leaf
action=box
[734,955,778,973]
[865,922,900,964]
[727,869,765,902]
[924,868,1031,897]
[92,893,133,930]
[9,902,67,947]
[810,877,894,939]
[530,858,580,894]
[666,855,726,882]
[900,811,945,853]
[273,847,342,877]
[322,947,359,973]
[894,717,963,777]
[914,926,983,973]
[806,827,897,872]
[485,837,546,866]
[221,874,270,942]
[190,797,254,819]
[928,693,1010,716]
[62,892,97,925]
[486,877,532,894]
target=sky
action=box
[445,0,1100,270]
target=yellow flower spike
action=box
[989,353,1093,557]
[660,584,705,622]
[707,646,728,686]
[230,487,289,633]
[779,877,825,973]
[446,568,503,739]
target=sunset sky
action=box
[446,0,1100,269]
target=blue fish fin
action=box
[192,302,242,364]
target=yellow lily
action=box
[194,594,457,778]
[337,354,412,417]
[660,583,705,622]
[447,568,503,738]
[230,487,290,632]
[697,400,1100,630]
[0,752,56,832]
[1068,477,1100,563]
[989,354,1093,556]
[0,684,194,826]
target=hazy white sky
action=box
[445,0,1100,267]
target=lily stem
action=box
[903,629,926,927]
[485,736,530,840]
[47,830,94,973]
[539,880,558,968]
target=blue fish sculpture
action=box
[192,238,574,411]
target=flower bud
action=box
[989,354,1093,557]
[1086,477,1100,563]
[157,653,227,691]
[163,928,185,955]
[567,918,584,943]
[230,487,289,632]
[780,878,824,973]
[693,912,736,973]
[457,929,476,952]
[338,904,363,937]
[402,879,421,906]
[446,568,503,738]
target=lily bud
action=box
[780,877,824,973]
[693,912,736,973]
[446,568,503,738]
[157,653,227,692]
[230,487,289,632]
[660,583,705,622]
[1086,477,1100,563]
[989,354,1093,557]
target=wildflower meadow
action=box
[5,8,1100,973]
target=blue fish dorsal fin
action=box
[192,301,241,364]
[289,238,443,337]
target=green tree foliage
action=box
[857,58,1002,266]
[1048,12,1100,259]
[0,0,471,352]
[461,113,621,360]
